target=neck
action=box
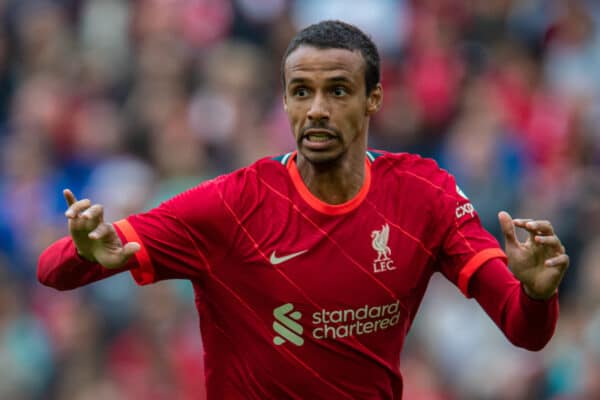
[296,147,366,205]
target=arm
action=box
[38,236,133,290]
[37,189,140,290]
[467,211,569,351]
[469,258,558,351]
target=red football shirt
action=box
[39,150,558,399]
[115,149,507,398]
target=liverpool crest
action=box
[371,224,396,273]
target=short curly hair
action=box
[282,20,381,95]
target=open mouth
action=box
[301,130,338,150]
[306,132,335,142]
[302,128,337,141]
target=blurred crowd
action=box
[0,0,599,399]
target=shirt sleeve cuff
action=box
[113,219,156,285]
[520,284,559,304]
[519,284,559,328]
[458,248,508,298]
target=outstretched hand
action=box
[64,189,140,269]
[498,211,569,300]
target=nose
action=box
[307,94,330,121]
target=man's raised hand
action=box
[499,211,569,300]
[64,189,140,269]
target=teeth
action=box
[307,134,331,142]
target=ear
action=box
[283,93,288,111]
[366,84,383,116]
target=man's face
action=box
[283,46,381,165]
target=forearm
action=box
[469,259,559,351]
[37,236,132,290]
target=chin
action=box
[299,148,344,166]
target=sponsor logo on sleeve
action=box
[455,185,475,219]
[455,202,475,219]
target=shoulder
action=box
[180,155,288,196]
[184,154,289,202]
[224,154,290,192]
[369,149,452,188]
[157,155,289,220]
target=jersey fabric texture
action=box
[38,150,558,399]
[119,149,504,399]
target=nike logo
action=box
[270,250,308,265]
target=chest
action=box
[217,200,438,313]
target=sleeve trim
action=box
[114,219,156,285]
[459,248,507,298]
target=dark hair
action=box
[282,20,380,95]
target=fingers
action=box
[64,190,104,230]
[67,202,104,232]
[63,189,77,207]
[79,204,104,231]
[88,222,112,240]
[519,220,554,235]
[65,198,91,219]
[545,253,570,270]
[512,217,559,246]
[66,202,102,221]
[534,234,564,253]
[517,218,563,255]
[498,211,519,246]
[122,242,141,258]
[81,204,104,221]
[98,242,140,269]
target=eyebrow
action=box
[328,76,353,85]
[287,76,353,86]
[288,77,308,86]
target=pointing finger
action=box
[63,189,77,207]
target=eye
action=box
[293,87,309,97]
[332,86,348,97]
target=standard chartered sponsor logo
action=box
[272,301,401,346]
[312,301,401,339]
[273,303,304,346]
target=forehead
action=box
[284,46,365,83]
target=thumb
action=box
[498,211,519,247]
[122,242,141,259]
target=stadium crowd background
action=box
[0,0,599,399]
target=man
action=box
[39,20,569,399]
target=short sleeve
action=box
[434,173,507,297]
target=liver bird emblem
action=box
[371,224,391,261]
